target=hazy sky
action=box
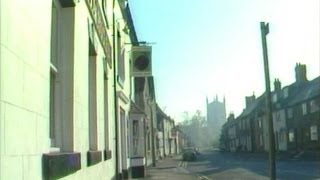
[129,0,320,122]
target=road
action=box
[178,149,320,180]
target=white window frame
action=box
[104,71,109,150]
[258,118,262,128]
[89,55,98,151]
[302,103,308,115]
[289,130,295,142]
[310,125,318,141]
[310,100,320,113]
[272,94,277,103]
[50,0,61,150]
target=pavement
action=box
[134,155,197,180]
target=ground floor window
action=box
[259,135,263,146]
[310,125,318,141]
[289,130,295,142]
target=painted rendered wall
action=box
[0,0,52,179]
[0,0,118,179]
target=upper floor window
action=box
[117,30,125,86]
[287,108,293,119]
[277,111,282,121]
[258,118,262,128]
[310,100,320,113]
[104,72,110,151]
[272,94,277,103]
[302,103,308,115]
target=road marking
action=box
[179,161,188,167]
[196,174,211,180]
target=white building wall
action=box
[0,0,120,179]
[1,0,52,179]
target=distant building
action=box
[206,95,227,140]
[221,63,320,153]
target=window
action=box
[302,103,307,115]
[287,108,293,119]
[132,120,139,155]
[272,94,277,103]
[88,44,98,151]
[104,72,109,150]
[310,125,318,141]
[117,30,125,85]
[289,130,295,142]
[50,1,59,148]
[258,118,262,128]
[50,71,57,146]
[49,0,75,151]
[279,132,283,143]
[310,100,320,113]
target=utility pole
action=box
[260,22,276,180]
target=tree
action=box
[179,110,212,148]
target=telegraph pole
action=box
[260,22,276,180]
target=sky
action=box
[129,0,320,122]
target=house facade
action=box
[221,63,320,153]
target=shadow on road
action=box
[187,150,320,180]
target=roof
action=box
[222,76,320,129]
[287,77,320,106]
[238,93,265,118]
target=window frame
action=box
[88,53,98,151]
[302,103,308,115]
[50,0,61,149]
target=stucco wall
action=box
[1,0,52,179]
[0,0,121,179]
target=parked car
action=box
[182,148,197,161]
[195,147,200,155]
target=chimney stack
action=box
[227,112,235,121]
[274,78,281,91]
[245,93,256,108]
[295,63,307,83]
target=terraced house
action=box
[221,63,320,153]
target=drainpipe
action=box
[148,98,156,167]
[162,117,165,157]
[112,0,119,179]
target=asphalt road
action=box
[179,149,320,180]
